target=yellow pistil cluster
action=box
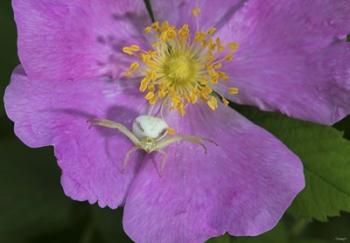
[122,8,239,116]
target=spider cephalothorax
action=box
[91,115,215,172]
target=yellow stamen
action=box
[228,87,239,94]
[207,96,218,110]
[207,38,216,50]
[222,97,230,106]
[178,24,190,40]
[218,71,229,81]
[216,38,225,52]
[122,20,239,115]
[122,45,140,55]
[178,103,186,116]
[228,42,239,51]
[151,22,160,31]
[192,7,201,17]
[149,96,157,105]
[194,31,206,43]
[213,63,222,69]
[140,77,150,92]
[160,24,177,41]
[224,54,233,61]
[188,92,198,104]
[145,91,155,100]
[123,62,140,77]
[161,21,170,30]
[208,27,217,35]
[144,26,152,33]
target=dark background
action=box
[1,1,350,242]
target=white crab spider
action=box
[91,115,214,172]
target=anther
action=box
[228,87,239,94]
[121,17,240,115]
[192,7,201,17]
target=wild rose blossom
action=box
[4,0,350,242]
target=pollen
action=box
[192,7,201,17]
[122,11,239,116]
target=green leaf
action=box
[296,240,329,243]
[300,212,350,242]
[233,222,288,243]
[207,234,232,243]
[235,105,350,222]
[206,221,288,243]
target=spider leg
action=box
[154,135,217,154]
[180,136,208,154]
[90,118,141,146]
[156,150,168,176]
[123,146,140,169]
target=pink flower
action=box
[4,0,350,242]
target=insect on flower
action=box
[91,115,215,173]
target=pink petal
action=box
[215,0,350,124]
[4,66,148,208]
[151,0,244,30]
[123,103,305,242]
[12,0,150,81]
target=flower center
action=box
[164,54,197,84]
[122,7,239,115]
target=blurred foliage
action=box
[1,0,350,242]
[236,105,350,222]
